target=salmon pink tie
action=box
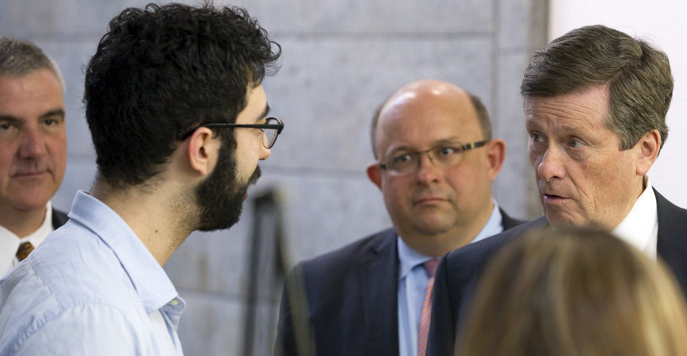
[418,258,440,356]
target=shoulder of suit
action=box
[446,217,544,267]
[298,227,397,271]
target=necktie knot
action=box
[423,258,440,279]
[16,241,35,261]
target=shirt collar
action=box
[611,178,657,254]
[0,202,54,273]
[397,198,503,280]
[471,198,503,244]
[397,237,432,281]
[69,190,179,313]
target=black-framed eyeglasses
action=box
[177,117,284,148]
[378,140,489,173]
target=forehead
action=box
[235,84,267,125]
[0,70,64,113]
[524,86,610,132]
[376,89,482,152]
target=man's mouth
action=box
[14,170,48,178]
[414,196,446,205]
[543,193,568,204]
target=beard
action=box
[194,141,261,232]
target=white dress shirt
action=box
[0,202,54,276]
[611,179,659,260]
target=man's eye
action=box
[437,146,458,156]
[569,138,584,148]
[530,133,542,142]
[0,123,11,130]
[392,154,413,164]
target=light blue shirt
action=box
[0,191,185,356]
[397,200,504,356]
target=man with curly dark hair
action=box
[0,3,282,355]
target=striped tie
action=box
[16,241,35,261]
[417,258,440,356]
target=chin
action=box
[545,213,587,229]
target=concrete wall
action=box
[0,0,548,354]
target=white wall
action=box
[550,0,687,208]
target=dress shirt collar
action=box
[397,237,432,281]
[470,198,503,244]
[611,178,658,259]
[0,201,54,275]
[69,190,180,314]
[397,198,503,280]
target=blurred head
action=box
[522,25,670,229]
[84,2,280,189]
[366,79,505,255]
[461,227,687,356]
[0,37,67,224]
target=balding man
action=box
[276,80,523,356]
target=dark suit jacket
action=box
[52,209,69,230]
[428,189,687,356]
[275,209,523,356]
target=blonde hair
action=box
[460,227,687,356]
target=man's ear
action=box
[186,127,218,177]
[636,129,661,176]
[486,138,506,181]
[366,163,383,190]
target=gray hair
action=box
[0,37,65,90]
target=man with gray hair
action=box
[428,25,687,356]
[0,37,68,275]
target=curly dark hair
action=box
[521,25,672,151]
[84,2,280,187]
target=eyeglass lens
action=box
[262,118,279,148]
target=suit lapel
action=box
[52,209,69,229]
[655,189,687,297]
[359,229,400,355]
[499,208,526,230]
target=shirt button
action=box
[170,299,179,306]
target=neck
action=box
[0,204,47,237]
[91,178,194,266]
[604,176,648,231]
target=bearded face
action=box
[194,138,261,232]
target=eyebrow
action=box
[40,109,66,120]
[255,104,270,123]
[388,138,465,155]
[0,108,65,123]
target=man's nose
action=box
[415,153,440,184]
[18,128,48,159]
[258,142,271,160]
[536,145,565,182]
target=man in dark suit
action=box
[0,38,69,275]
[276,80,523,356]
[428,25,684,356]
